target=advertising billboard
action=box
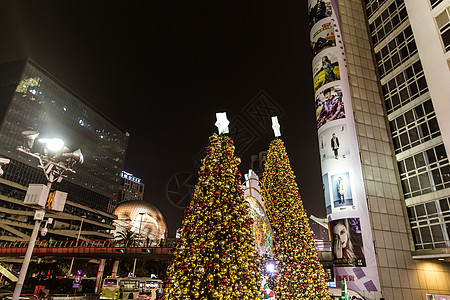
[311,21,336,56]
[308,0,381,292]
[313,52,341,93]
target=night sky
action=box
[0,1,325,236]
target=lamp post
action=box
[12,132,83,300]
[67,215,86,277]
[132,212,145,276]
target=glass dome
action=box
[113,200,167,241]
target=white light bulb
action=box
[266,263,275,273]
[41,138,65,152]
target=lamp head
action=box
[39,138,65,152]
[60,148,84,169]
[71,149,84,164]
[21,130,39,149]
[62,149,84,165]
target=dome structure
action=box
[113,200,167,242]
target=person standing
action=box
[322,56,336,84]
[331,133,339,159]
[338,177,345,204]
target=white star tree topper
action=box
[271,116,281,137]
[215,112,230,134]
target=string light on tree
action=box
[164,113,262,300]
[260,116,331,300]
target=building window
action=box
[389,100,440,153]
[365,0,394,18]
[375,26,418,78]
[369,0,408,46]
[408,198,450,250]
[430,0,444,9]
[398,143,450,198]
[382,61,428,113]
[435,6,450,52]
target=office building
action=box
[119,171,145,203]
[0,58,129,242]
[308,0,450,298]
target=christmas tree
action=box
[165,133,262,300]
[261,137,331,300]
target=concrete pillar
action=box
[94,259,106,293]
[111,259,119,277]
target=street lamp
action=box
[67,215,87,277]
[132,212,145,277]
[12,132,84,300]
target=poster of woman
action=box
[315,85,345,129]
[313,52,340,93]
[311,21,336,56]
[329,218,366,267]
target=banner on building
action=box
[308,0,381,292]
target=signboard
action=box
[120,171,141,183]
[308,0,381,292]
[72,269,82,289]
[426,295,450,300]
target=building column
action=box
[95,259,106,293]
[111,259,120,277]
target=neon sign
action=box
[120,171,141,183]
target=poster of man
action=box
[311,21,336,56]
[308,0,332,28]
[319,124,350,167]
[313,52,340,93]
[315,85,345,129]
[330,171,353,209]
[329,218,366,267]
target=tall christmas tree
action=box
[260,119,331,300]
[165,124,261,299]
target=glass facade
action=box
[435,6,450,52]
[407,198,450,249]
[0,59,129,212]
[364,0,450,250]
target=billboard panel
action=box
[315,85,345,129]
[308,0,381,292]
[313,51,341,93]
[311,21,336,56]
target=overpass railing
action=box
[0,238,331,251]
[0,238,179,249]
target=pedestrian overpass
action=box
[0,238,332,288]
[0,239,177,259]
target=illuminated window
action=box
[389,100,440,154]
[382,61,428,113]
[408,198,450,250]
[430,0,444,9]
[435,6,450,52]
[368,0,408,46]
[398,144,450,199]
[375,26,417,78]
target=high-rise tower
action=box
[308,0,450,298]
[0,58,129,242]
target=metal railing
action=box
[0,238,178,249]
[0,238,331,251]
